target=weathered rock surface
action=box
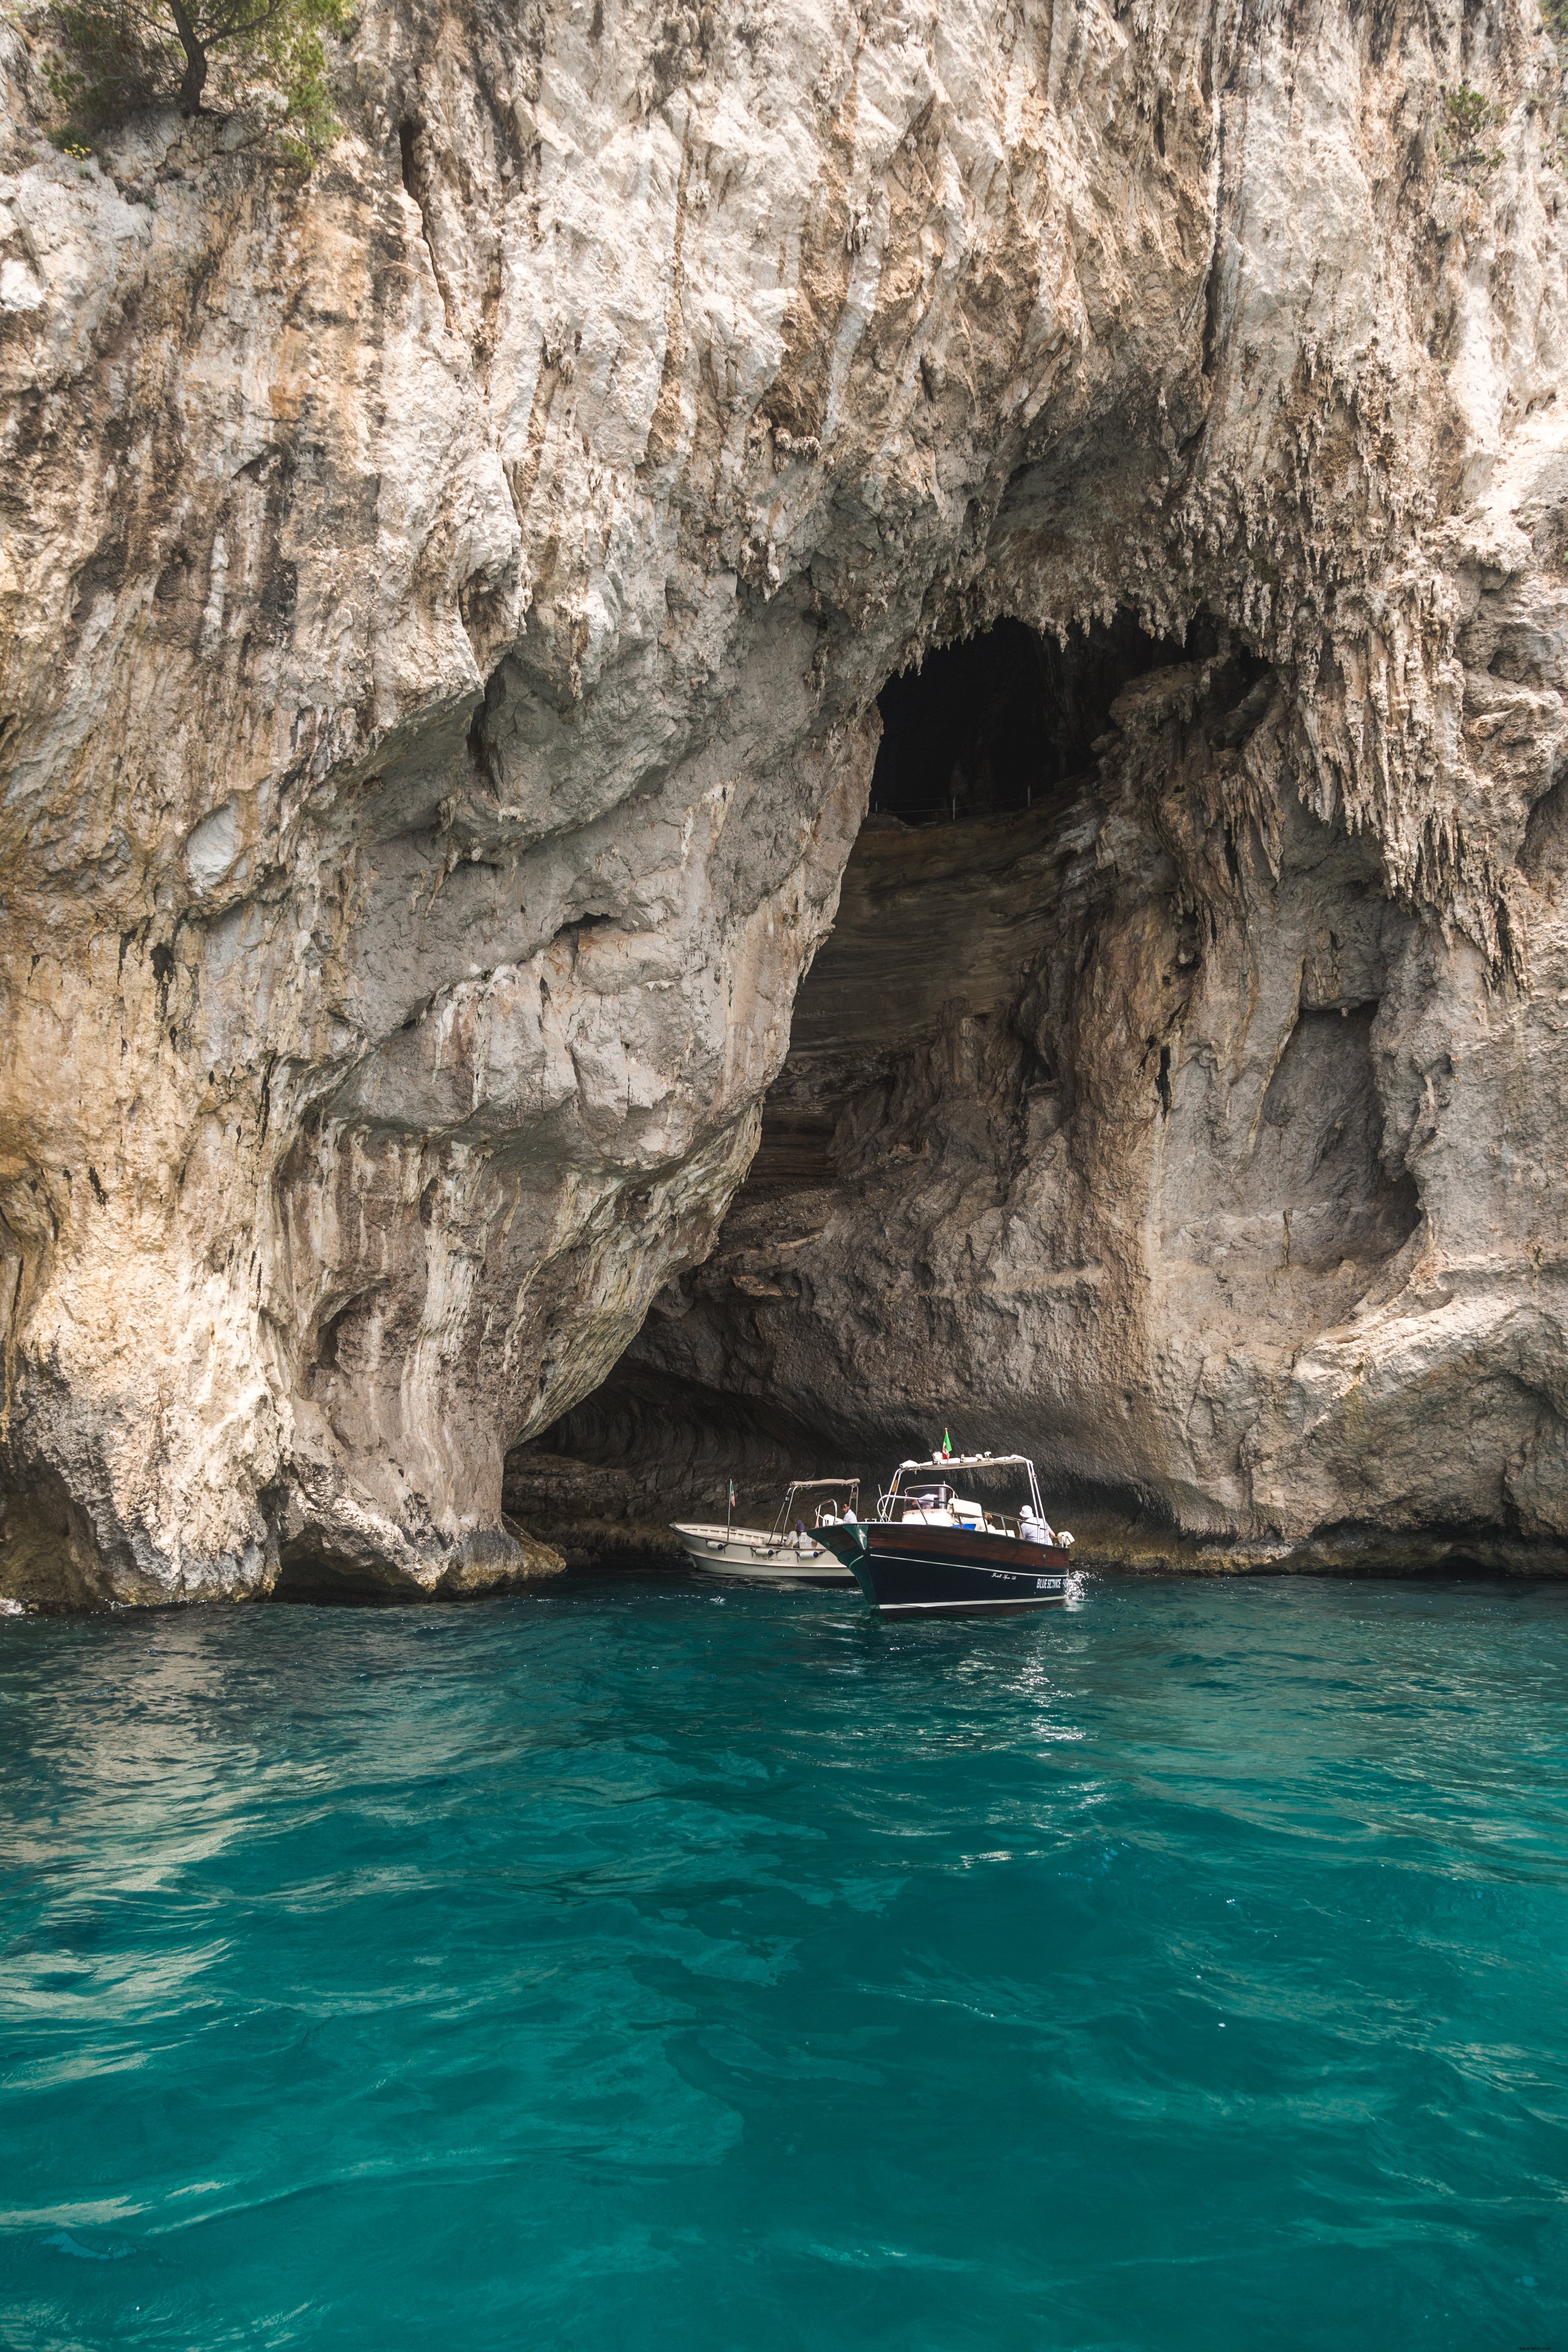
[5,0,1568,1598]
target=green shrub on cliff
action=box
[1437,80,1505,177]
[41,0,349,164]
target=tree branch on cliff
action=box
[40,0,350,165]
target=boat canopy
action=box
[885,1452,1044,1519]
[769,1477,861,1540]
[895,1453,1034,1474]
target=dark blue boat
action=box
[814,1451,1074,1618]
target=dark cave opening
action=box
[735,608,1237,1192]
[870,609,1216,824]
[272,1545,413,1604]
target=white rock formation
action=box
[3,0,1568,1596]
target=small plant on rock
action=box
[1438,80,1506,176]
[40,0,349,165]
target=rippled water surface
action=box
[3,1573,1568,2350]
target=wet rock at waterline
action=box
[5,0,1568,1600]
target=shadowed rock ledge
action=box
[6,0,1568,1599]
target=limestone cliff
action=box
[4,0,1568,1599]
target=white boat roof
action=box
[896,1452,1035,1475]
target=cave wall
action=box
[5,0,1568,1597]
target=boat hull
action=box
[670,1524,855,1587]
[815,1521,1070,1616]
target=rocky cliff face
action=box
[5,0,1568,1600]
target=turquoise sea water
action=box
[2,1572,1566,2351]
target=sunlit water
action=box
[3,1572,1567,2351]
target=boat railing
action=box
[874,1488,1023,1540]
[767,1477,861,1546]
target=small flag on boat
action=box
[942,1429,952,1458]
[728,1479,736,1507]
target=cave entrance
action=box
[738,609,1215,1190]
[870,610,1211,825]
[514,608,1228,1525]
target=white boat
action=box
[671,1479,861,1586]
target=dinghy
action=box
[671,1479,861,1587]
